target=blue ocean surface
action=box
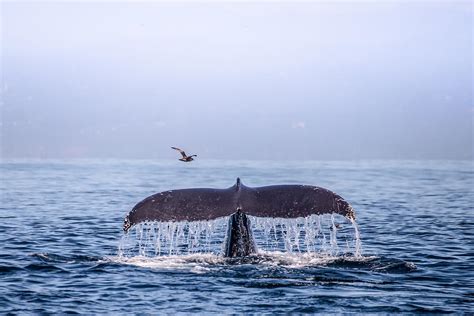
[0,159,473,313]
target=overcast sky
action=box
[1,1,472,160]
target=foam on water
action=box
[110,251,378,272]
[111,253,226,272]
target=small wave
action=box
[31,253,101,264]
[323,256,417,273]
[23,263,68,273]
[0,264,24,274]
[372,260,417,273]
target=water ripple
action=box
[1,159,472,313]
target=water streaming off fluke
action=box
[119,214,362,258]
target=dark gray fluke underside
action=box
[123,178,355,232]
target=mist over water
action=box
[1,159,472,313]
[2,1,472,160]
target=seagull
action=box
[171,147,197,162]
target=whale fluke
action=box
[123,178,355,232]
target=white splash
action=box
[108,252,375,272]
[111,253,226,271]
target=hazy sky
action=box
[1,1,472,160]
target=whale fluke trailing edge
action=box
[123,178,356,257]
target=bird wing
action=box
[171,146,187,158]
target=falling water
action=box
[350,217,362,257]
[119,214,362,258]
[250,214,361,257]
[119,217,228,257]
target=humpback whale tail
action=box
[123,178,356,257]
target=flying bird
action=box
[171,147,197,162]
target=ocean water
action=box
[1,159,473,313]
